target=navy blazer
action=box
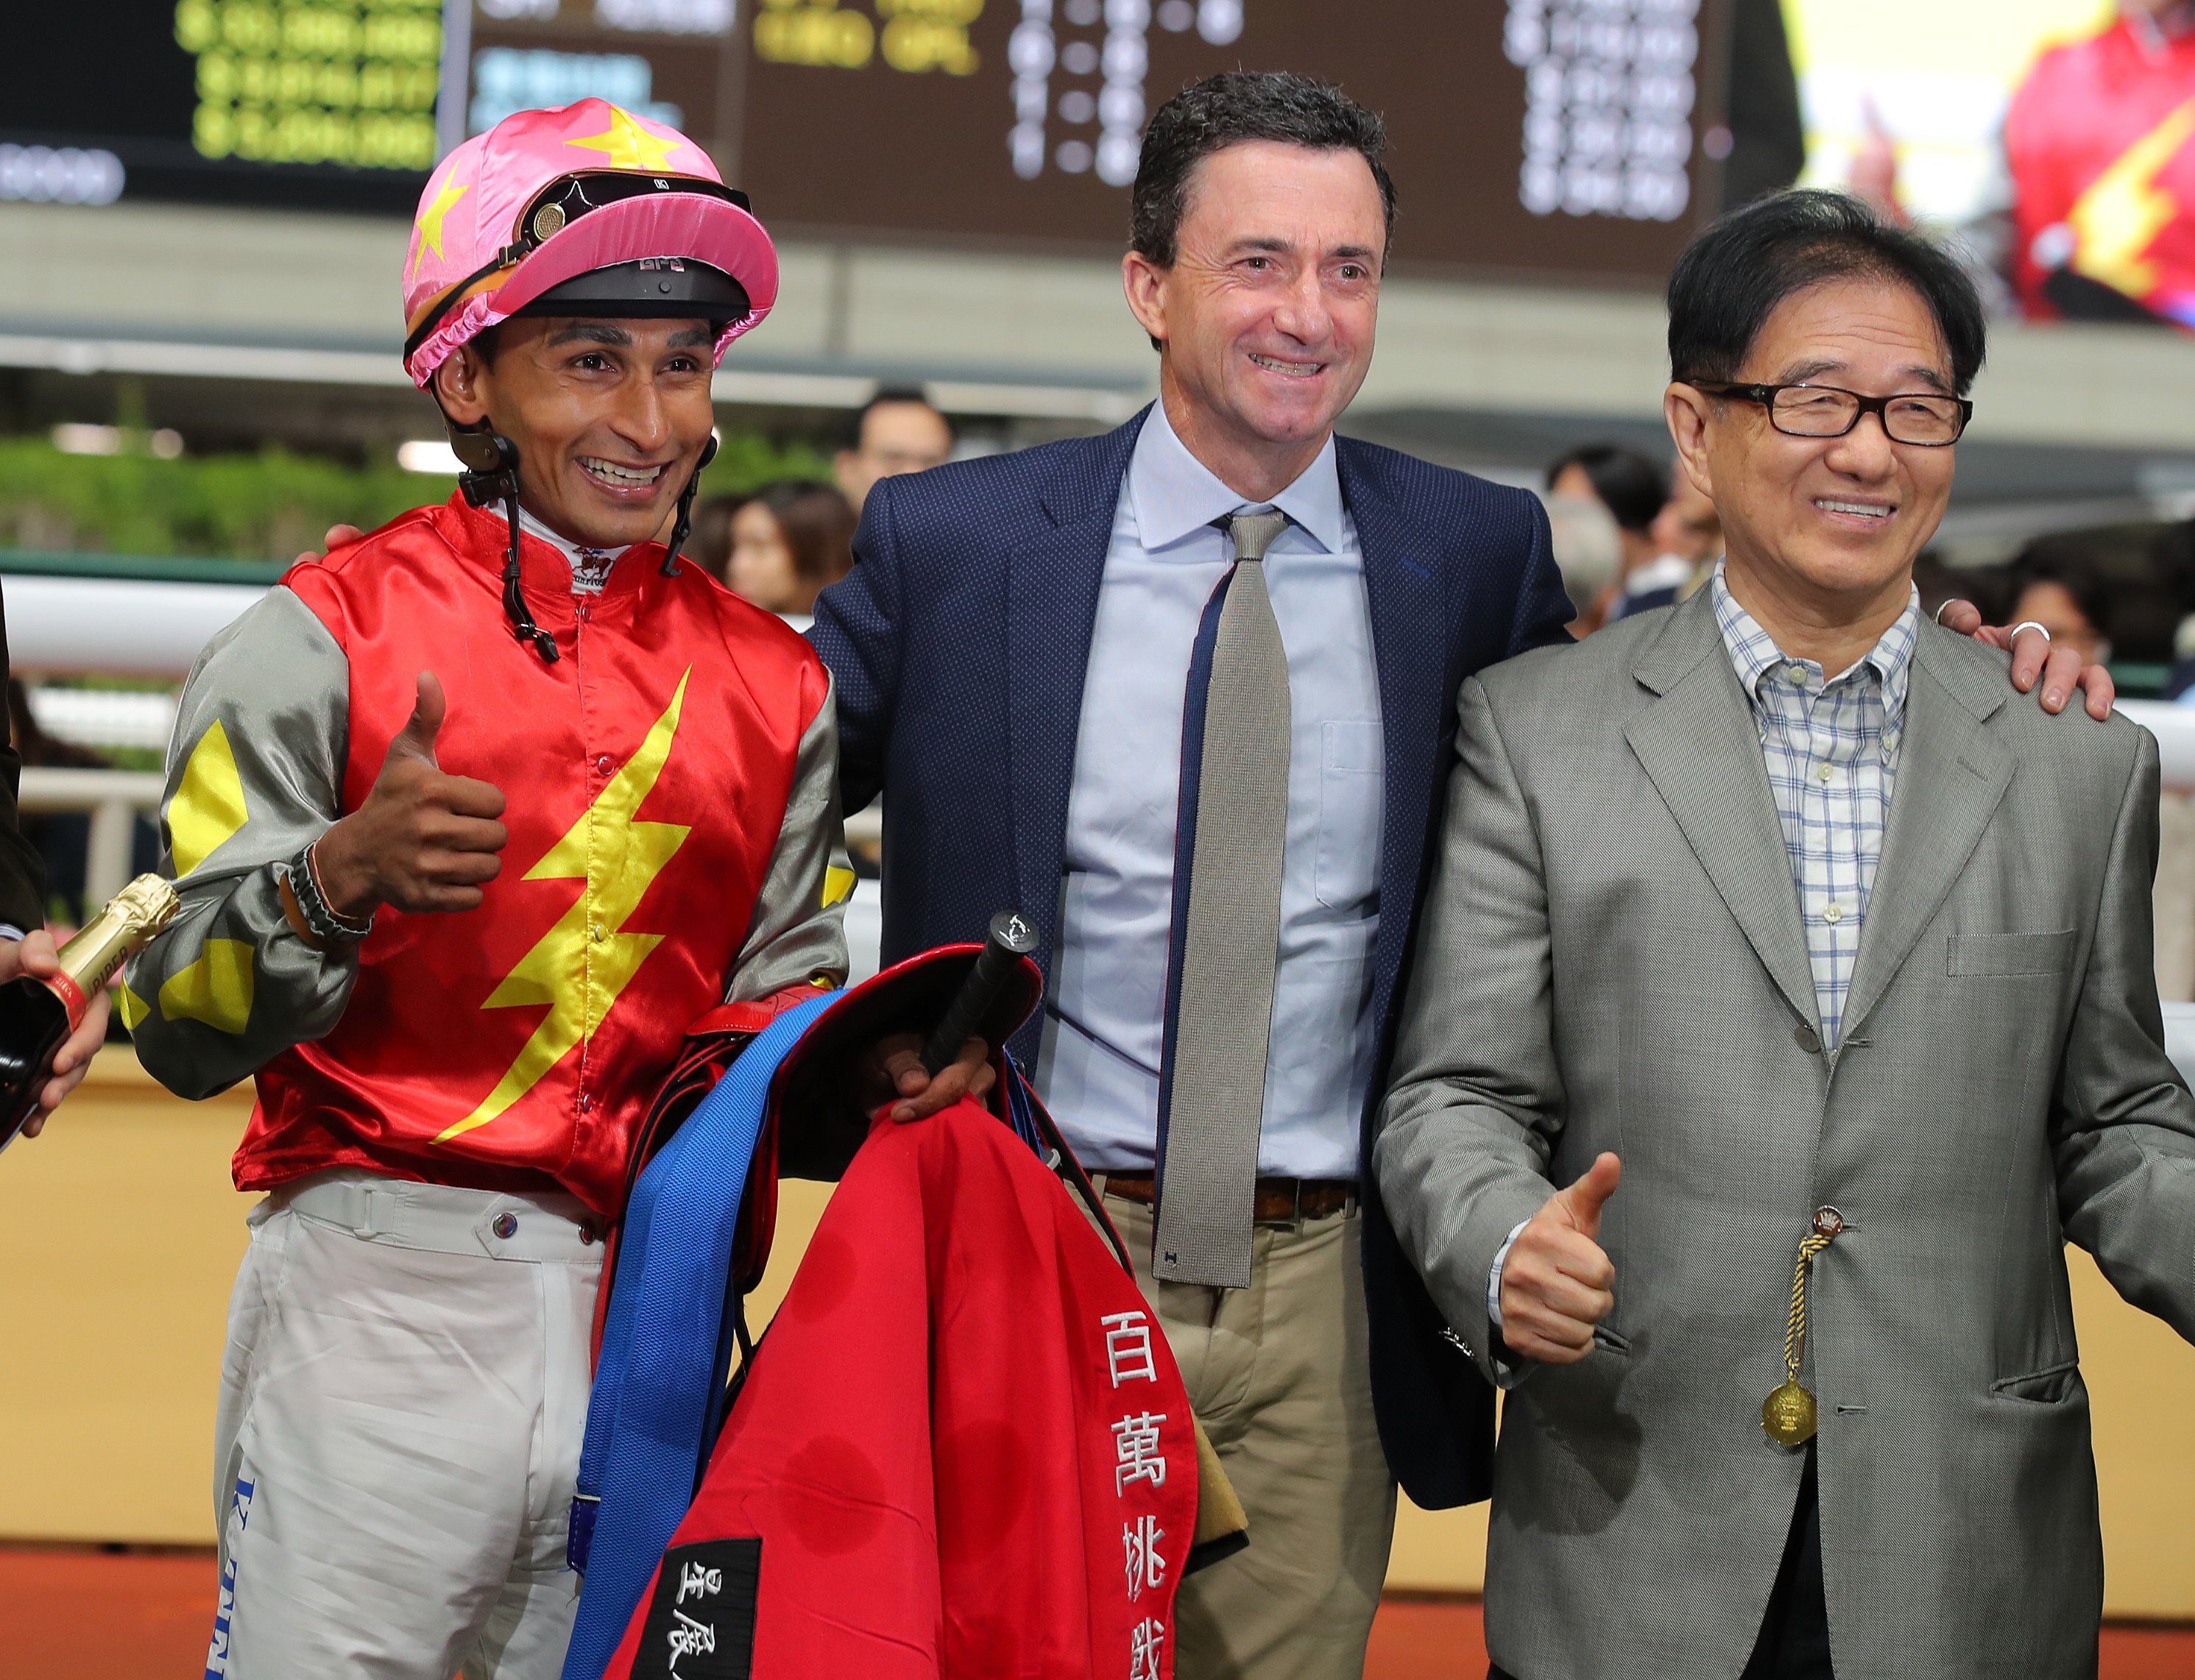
[809,408,1572,1509]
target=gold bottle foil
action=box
[51,874,180,1018]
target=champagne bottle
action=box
[0,874,180,1152]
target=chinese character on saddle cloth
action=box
[1103,1310,1159,1387]
[1111,1410,1167,1493]
[1129,1616,1167,1679]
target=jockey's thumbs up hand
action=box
[1497,1152,1621,1367]
[308,673,509,928]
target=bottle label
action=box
[45,969,89,1029]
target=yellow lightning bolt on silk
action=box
[564,107,683,173]
[439,670,694,1144]
[2069,99,2195,302]
[169,720,250,876]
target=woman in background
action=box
[708,480,857,616]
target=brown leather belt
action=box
[1096,1172,1357,1224]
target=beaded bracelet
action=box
[278,840,374,945]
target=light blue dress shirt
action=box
[1036,400,1385,1180]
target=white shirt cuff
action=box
[1484,1217,1536,1389]
[1487,1216,1530,1328]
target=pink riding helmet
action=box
[401,99,779,388]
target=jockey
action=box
[124,99,983,1679]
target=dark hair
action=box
[847,385,947,450]
[1544,444,1668,533]
[688,492,747,584]
[753,479,857,592]
[2010,536,2110,634]
[1131,72,1397,269]
[1667,189,1987,396]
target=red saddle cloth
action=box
[602,1096,1196,1680]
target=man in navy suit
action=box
[813,73,2108,1680]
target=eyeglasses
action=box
[1685,381,1972,447]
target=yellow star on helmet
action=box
[409,176,470,281]
[565,107,682,174]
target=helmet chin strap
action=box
[445,414,560,664]
[659,435,719,577]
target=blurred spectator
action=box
[1544,443,1666,633]
[2005,0,2195,328]
[2010,539,2113,666]
[834,388,954,516]
[1541,489,1622,634]
[688,492,748,587]
[1607,458,1722,621]
[1912,551,2013,628]
[725,480,857,616]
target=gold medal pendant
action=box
[1763,1378,1817,1446]
[1763,1208,1844,1447]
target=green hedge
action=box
[0,432,836,561]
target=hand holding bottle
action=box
[1,928,111,1139]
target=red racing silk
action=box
[2006,15,2195,330]
[602,1099,1197,1680]
[236,495,832,1213]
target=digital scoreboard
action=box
[6,0,1733,282]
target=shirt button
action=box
[596,755,613,775]
[590,924,606,942]
[492,1213,518,1240]
[1786,666,1808,686]
[1817,763,1834,782]
[1824,903,1844,925]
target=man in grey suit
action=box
[1376,188,2195,1680]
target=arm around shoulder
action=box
[1374,672,1571,1378]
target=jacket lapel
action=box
[1624,590,1821,1031]
[1005,410,1149,943]
[1839,631,2012,1041]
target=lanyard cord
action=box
[1781,1226,1841,1383]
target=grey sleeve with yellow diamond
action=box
[727,676,852,1003]
[122,586,356,1099]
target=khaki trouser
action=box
[1097,1183,1399,1680]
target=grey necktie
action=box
[1154,508,1293,1289]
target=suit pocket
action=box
[1990,1358,2081,1405]
[1947,930,2076,977]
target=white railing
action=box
[18,767,165,909]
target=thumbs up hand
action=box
[307,673,510,926]
[1496,1152,1621,1365]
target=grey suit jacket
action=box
[1376,586,2195,1680]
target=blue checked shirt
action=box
[1711,561,1920,1049]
